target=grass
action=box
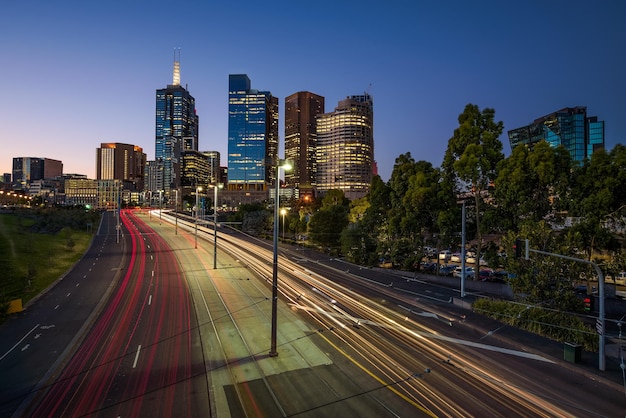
[0,213,93,312]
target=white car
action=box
[606,272,626,285]
[453,266,475,279]
[439,250,452,261]
[450,253,462,263]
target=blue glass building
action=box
[227,74,278,191]
[508,107,604,162]
[155,58,198,195]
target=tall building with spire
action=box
[227,74,278,191]
[315,94,374,200]
[284,91,324,189]
[155,50,199,195]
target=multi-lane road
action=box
[1,209,624,417]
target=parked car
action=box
[479,269,493,281]
[466,256,488,266]
[606,272,626,285]
[453,266,475,279]
[439,264,456,276]
[450,253,462,263]
[439,250,452,261]
[420,261,437,273]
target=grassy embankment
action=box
[0,212,93,320]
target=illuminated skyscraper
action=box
[227,74,278,191]
[96,143,146,191]
[316,94,374,200]
[284,91,324,189]
[155,51,199,195]
[508,106,604,162]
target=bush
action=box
[473,298,597,351]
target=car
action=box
[420,261,437,273]
[453,266,475,279]
[450,253,462,263]
[439,264,456,276]
[606,272,626,285]
[479,269,493,281]
[466,256,488,266]
[439,250,452,261]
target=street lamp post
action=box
[212,183,223,269]
[280,208,287,241]
[270,159,292,357]
[195,186,202,249]
[173,189,179,235]
[159,190,163,224]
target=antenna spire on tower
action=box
[172,47,181,86]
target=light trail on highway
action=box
[30,210,207,417]
[166,211,616,417]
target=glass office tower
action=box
[227,74,278,191]
[155,57,199,195]
[508,107,604,162]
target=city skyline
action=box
[2,1,625,182]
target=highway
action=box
[1,209,624,416]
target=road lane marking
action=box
[0,324,40,361]
[133,345,142,368]
[148,295,152,305]
[54,305,60,310]
[66,293,71,297]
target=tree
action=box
[493,141,572,231]
[442,104,504,278]
[308,204,349,253]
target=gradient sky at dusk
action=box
[1,1,624,182]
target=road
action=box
[2,209,624,416]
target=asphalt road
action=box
[2,210,625,417]
[0,211,127,417]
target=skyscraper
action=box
[227,74,278,191]
[508,106,604,162]
[284,91,324,189]
[96,143,146,191]
[316,94,374,200]
[155,52,199,195]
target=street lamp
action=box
[159,190,164,224]
[173,189,179,235]
[212,183,223,269]
[270,159,292,357]
[280,208,287,241]
[195,186,202,249]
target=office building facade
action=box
[96,143,146,191]
[12,157,63,191]
[227,74,278,192]
[155,56,199,196]
[508,106,604,162]
[315,94,374,200]
[284,91,325,189]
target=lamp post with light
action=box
[195,186,202,249]
[173,189,179,235]
[212,183,223,269]
[280,208,287,241]
[269,159,292,357]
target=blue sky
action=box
[1,1,624,182]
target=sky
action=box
[1,1,625,182]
